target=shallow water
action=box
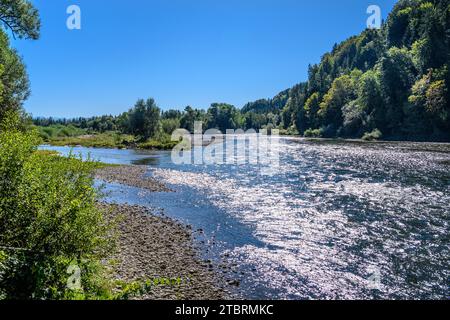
[41,139,450,299]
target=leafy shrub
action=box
[58,127,72,137]
[362,129,383,141]
[0,113,117,299]
[303,128,323,138]
[41,127,56,139]
[49,132,137,149]
[36,125,87,141]
[161,118,180,135]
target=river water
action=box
[41,138,450,300]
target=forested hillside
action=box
[265,0,449,141]
[34,0,449,142]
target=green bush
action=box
[49,132,137,149]
[0,113,116,299]
[136,131,177,150]
[41,127,56,139]
[36,125,87,142]
[279,126,299,136]
[303,128,323,138]
[138,139,178,150]
[58,127,72,137]
[161,118,180,135]
[362,129,383,141]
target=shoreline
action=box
[95,165,172,192]
[95,165,234,300]
[99,203,229,300]
[42,133,450,153]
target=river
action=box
[40,137,450,299]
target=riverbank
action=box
[39,131,178,150]
[99,203,227,300]
[95,165,172,192]
[37,140,450,299]
[95,164,233,299]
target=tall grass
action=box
[37,124,87,141]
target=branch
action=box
[0,17,16,39]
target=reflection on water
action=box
[39,145,167,166]
[131,157,161,166]
[42,139,450,299]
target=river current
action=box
[41,138,450,299]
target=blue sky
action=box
[13,0,397,118]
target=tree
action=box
[355,70,384,131]
[379,47,416,135]
[406,72,433,137]
[426,80,447,123]
[411,37,433,74]
[318,71,360,134]
[386,5,412,47]
[127,98,161,140]
[342,100,366,137]
[302,92,321,131]
[160,117,180,135]
[0,0,40,122]
[241,99,272,114]
[0,0,40,40]
[180,106,206,133]
[243,111,266,130]
[206,103,241,132]
[280,102,294,130]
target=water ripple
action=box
[153,139,450,299]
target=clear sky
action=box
[13,0,398,118]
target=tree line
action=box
[276,0,449,141]
[34,0,449,143]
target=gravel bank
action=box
[99,203,228,300]
[95,165,171,192]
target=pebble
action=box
[98,202,230,300]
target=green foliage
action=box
[126,98,161,140]
[304,128,323,138]
[319,72,360,133]
[242,99,272,114]
[0,113,118,299]
[0,29,31,119]
[341,101,365,137]
[407,67,449,139]
[264,0,450,142]
[48,132,135,149]
[137,139,178,150]
[160,117,180,135]
[36,124,87,141]
[178,106,206,133]
[30,0,450,142]
[362,129,383,141]
[426,80,447,119]
[242,90,289,115]
[0,0,40,40]
[278,126,299,136]
[411,38,432,73]
[0,0,40,123]
[206,103,242,132]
